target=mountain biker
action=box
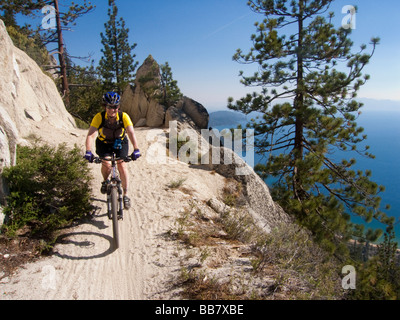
[84,91,141,209]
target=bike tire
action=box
[111,187,119,249]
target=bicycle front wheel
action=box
[111,187,119,249]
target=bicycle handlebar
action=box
[93,155,133,164]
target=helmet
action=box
[103,92,121,106]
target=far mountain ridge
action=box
[209,98,400,129]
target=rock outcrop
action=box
[0,19,76,204]
[201,131,291,232]
[121,55,209,131]
[120,55,165,127]
[165,96,209,130]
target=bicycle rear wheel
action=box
[111,187,119,249]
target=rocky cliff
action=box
[0,20,76,204]
[121,55,209,131]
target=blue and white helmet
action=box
[102,92,121,106]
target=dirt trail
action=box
[0,126,226,300]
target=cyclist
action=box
[84,92,141,209]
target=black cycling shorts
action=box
[96,138,129,158]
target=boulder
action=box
[135,118,147,127]
[165,105,197,131]
[120,84,148,125]
[0,106,19,204]
[146,100,166,127]
[181,96,209,129]
[0,20,76,132]
[0,19,76,203]
[0,105,18,168]
[175,128,291,233]
[164,97,209,131]
[209,143,291,232]
[121,55,165,126]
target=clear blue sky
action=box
[19,0,400,112]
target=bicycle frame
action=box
[94,152,132,249]
[107,154,124,219]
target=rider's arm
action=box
[86,113,102,152]
[125,125,139,150]
[85,126,98,152]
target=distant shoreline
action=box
[209,102,400,247]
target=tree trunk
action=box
[54,0,70,108]
[293,0,305,200]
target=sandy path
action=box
[0,127,226,300]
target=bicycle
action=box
[94,153,132,249]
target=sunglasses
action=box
[106,105,119,110]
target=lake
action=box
[209,99,400,243]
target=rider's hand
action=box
[131,149,141,161]
[85,150,94,163]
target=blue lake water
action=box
[210,104,400,243]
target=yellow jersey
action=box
[90,111,133,143]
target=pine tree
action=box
[351,226,400,300]
[1,0,95,109]
[377,226,400,288]
[158,62,183,107]
[98,0,138,93]
[67,63,104,123]
[228,0,393,255]
[0,0,46,19]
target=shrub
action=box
[1,142,93,243]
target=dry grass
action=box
[179,268,247,300]
[167,178,187,190]
[168,195,345,300]
[221,178,246,208]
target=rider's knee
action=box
[117,161,127,172]
[101,160,112,170]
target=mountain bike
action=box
[94,153,132,249]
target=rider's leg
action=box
[101,161,112,181]
[96,139,112,182]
